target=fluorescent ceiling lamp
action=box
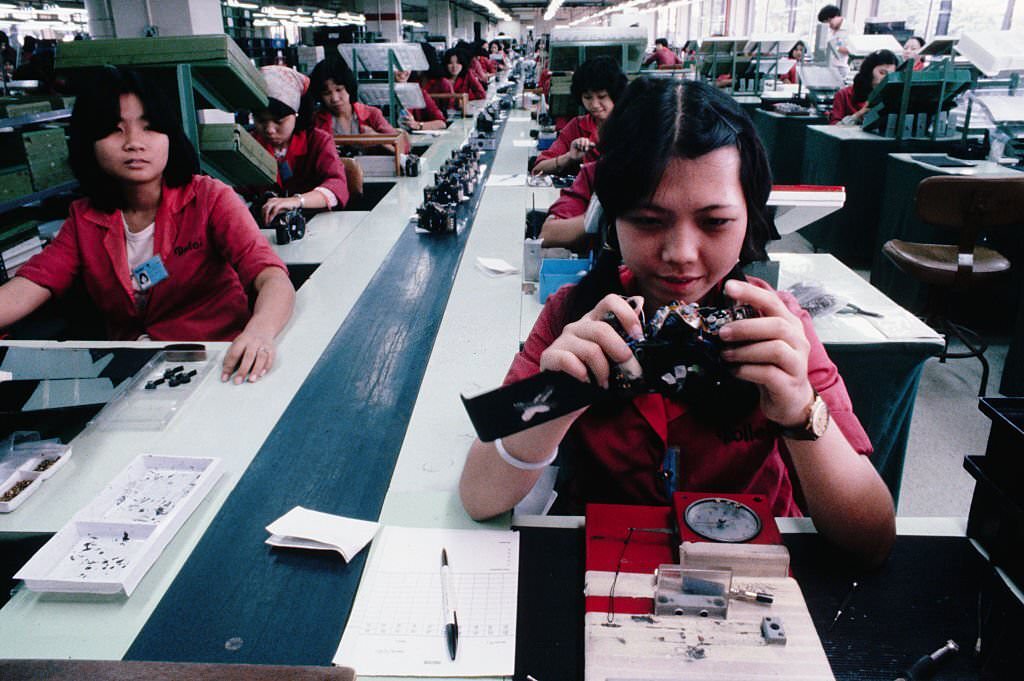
[568,0,671,26]
[639,0,694,13]
[226,0,260,8]
[543,0,564,21]
[403,19,425,27]
[471,0,512,21]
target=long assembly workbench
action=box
[0,87,1000,681]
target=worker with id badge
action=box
[0,67,294,385]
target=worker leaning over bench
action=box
[0,66,294,386]
[250,65,350,225]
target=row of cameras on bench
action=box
[261,96,511,241]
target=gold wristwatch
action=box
[777,391,830,441]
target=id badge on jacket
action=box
[131,255,169,292]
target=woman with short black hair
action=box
[308,57,408,153]
[461,77,895,566]
[0,67,294,384]
[531,55,627,176]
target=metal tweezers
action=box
[837,303,883,318]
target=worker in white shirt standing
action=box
[818,4,850,80]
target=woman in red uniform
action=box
[443,48,486,101]
[829,49,897,125]
[394,42,449,132]
[539,161,597,251]
[0,67,294,384]
[460,77,896,566]
[252,65,350,224]
[531,56,627,176]
[903,36,927,71]
[779,41,805,84]
[309,58,409,154]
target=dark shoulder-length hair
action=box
[68,66,198,213]
[309,56,358,104]
[852,49,898,101]
[442,47,472,76]
[568,77,774,321]
[570,55,628,105]
[420,42,446,79]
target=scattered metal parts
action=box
[761,616,786,645]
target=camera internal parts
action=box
[461,297,757,442]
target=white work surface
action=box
[260,210,371,264]
[889,152,1024,178]
[0,118,478,661]
[325,113,538,681]
[520,253,944,348]
[0,92,966,677]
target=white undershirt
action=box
[123,215,155,291]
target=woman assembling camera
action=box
[460,77,896,566]
[531,56,627,177]
[0,67,294,384]
[251,65,350,225]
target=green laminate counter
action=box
[752,108,827,185]
[800,125,958,267]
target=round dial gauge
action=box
[683,497,762,543]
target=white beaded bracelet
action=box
[494,438,558,471]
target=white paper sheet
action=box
[334,526,519,676]
[265,506,379,561]
[476,257,519,276]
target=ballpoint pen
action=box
[441,548,459,661]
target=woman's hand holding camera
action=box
[717,280,814,428]
[539,294,644,389]
[568,137,595,161]
[261,196,302,226]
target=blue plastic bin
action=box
[539,258,591,302]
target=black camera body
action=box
[251,191,307,244]
[606,300,757,400]
[404,153,420,177]
[415,143,481,235]
[272,207,306,244]
[476,110,495,133]
[417,201,456,233]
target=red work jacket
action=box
[537,114,600,165]
[507,271,872,516]
[17,175,287,341]
[255,127,349,207]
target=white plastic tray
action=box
[93,351,217,431]
[0,470,43,513]
[0,440,71,511]
[15,454,222,595]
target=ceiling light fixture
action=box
[543,0,564,22]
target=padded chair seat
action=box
[883,239,1011,287]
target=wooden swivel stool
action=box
[882,175,1024,396]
